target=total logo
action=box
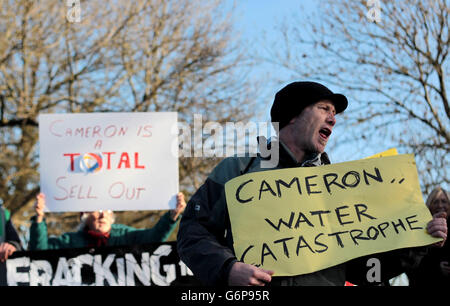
[79,153,103,173]
[63,152,146,173]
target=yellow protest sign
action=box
[225,154,439,276]
[365,148,398,159]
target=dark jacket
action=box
[0,206,23,251]
[29,211,178,250]
[407,219,450,287]
[177,139,424,286]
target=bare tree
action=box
[0,0,257,240]
[264,0,449,194]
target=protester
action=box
[176,81,448,286]
[407,187,450,286]
[29,192,186,250]
[0,204,23,262]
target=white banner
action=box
[38,112,178,212]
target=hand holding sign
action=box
[225,154,442,276]
[169,192,187,221]
[427,211,447,247]
[228,262,274,286]
[39,112,179,212]
[34,193,46,223]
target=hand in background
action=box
[34,193,46,223]
[427,212,447,247]
[170,192,187,221]
[0,242,17,262]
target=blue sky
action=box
[228,1,367,161]
[234,0,316,36]
[230,1,320,119]
[226,1,413,163]
[226,1,448,194]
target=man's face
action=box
[429,191,450,216]
[288,100,336,154]
[84,210,114,234]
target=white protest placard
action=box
[38,112,178,212]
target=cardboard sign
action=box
[225,154,440,276]
[3,242,198,286]
[365,148,398,159]
[39,112,178,212]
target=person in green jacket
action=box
[29,192,186,250]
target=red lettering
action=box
[136,187,146,199]
[69,185,78,198]
[64,152,146,171]
[108,181,146,200]
[109,181,125,198]
[54,176,68,200]
[77,185,85,199]
[118,152,130,169]
[103,152,116,169]
[118,126,128,136]
[94,140,102,150]
[134,152,145,169]
[143,125,152,137]
[63,153,81,171]
[92,126,101,138]
[49,120,63,137]
[126,187,135,200]
[76,185,97,199]
[104,125,117,137]
[137,125,152,137]
[87,186,97,199]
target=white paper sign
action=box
[38,112,178,212]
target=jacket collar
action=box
[257,136,331,168]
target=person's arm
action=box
[29,193,50,250]
[29,216,50,251]
[346,212,447,285]
[29,215,81,250]
[176,158,273,286]
[119,192,187,244]
[29,193,76,250]
[4,208,23,251]
[0,208,23,261]
[122,212,178,245]
[169,192,186,221]
[4,221,22,251]
[177,176,236,285]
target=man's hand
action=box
[228,262,274,286]
[170,192,187,221]
[34,193,46,223]
[0,242,17,262]
[427,211,447,247]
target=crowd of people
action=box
[0,81,448,287]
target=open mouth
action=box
[434,208,447,214]
[319,127,332,139]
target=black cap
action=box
[270,81,348,130]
